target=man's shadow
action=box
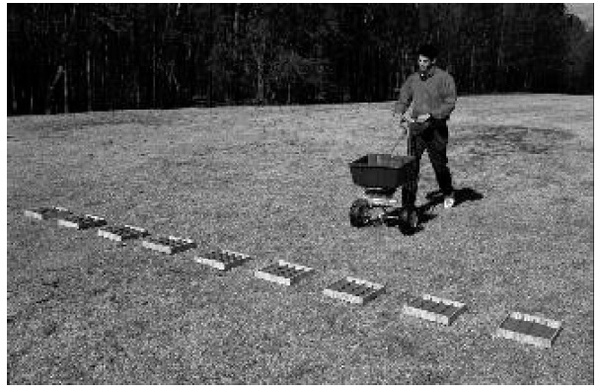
[416,187,485,225]
[388,187,484,235]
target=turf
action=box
[6,94,593,384]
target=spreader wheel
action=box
[349,198,371,228]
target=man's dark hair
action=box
[418,44,438,60]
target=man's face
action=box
[418,55,434,73]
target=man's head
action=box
[417,44,438,75]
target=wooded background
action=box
[7,3,594,115]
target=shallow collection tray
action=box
[24,206,72,221]
[57,214,107,230]
[495,312,562,348]
[142,235,197,254]
[19,205,567,350]
[402,294,467,326]
[194,249,252,271]
[98,224,149,242]
[323,277,385,305]
[255,260,315,286]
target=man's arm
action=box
[431,74,457,119]
[393,76,413,116]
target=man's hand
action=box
[401,111,415,123]
[416,113,431,123]
[397,122,409,138]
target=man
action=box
[393,43,457,213]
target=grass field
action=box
[6,94,593,384]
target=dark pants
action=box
[402,119,454,207]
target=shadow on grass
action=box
[399,187,485,236]
[454,125,575,157]
[423,187,485,209]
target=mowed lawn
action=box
[6,94,593,384]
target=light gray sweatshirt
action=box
[394,66,457,120]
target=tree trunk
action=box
[233,3,240,100]
[45,65,64,114]
[135,70,140,108]
[10,74,17,113]
[86,50,92,112]
[30,85,34,114]
[470,44,476,92]
[233,3,239,50]
[64,63,69,113]
[152,29,157,108]
[104,33,109,110]
[496,4,508,91]
[256,59,264,104]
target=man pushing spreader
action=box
[393,43,457,211]
[347,43,457,233]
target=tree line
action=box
[7,3,593,115]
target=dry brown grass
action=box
[7,94,593,384]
